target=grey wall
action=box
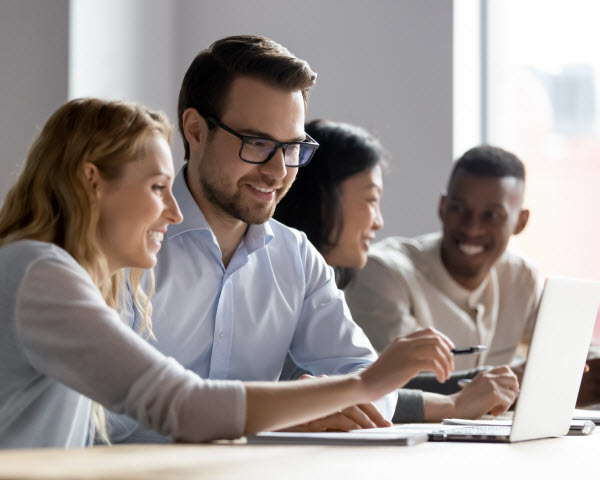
[0,0,69,203]
[0,0,453,238]
[174,0,454,237]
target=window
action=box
[460,0,600,342]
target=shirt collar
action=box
[166,166,275,253]
[165,166,211,239]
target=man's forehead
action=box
[448,172,524,198]
[220,76,306,140]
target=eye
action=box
[483,210,505,222]
[152,184,166,192]
[448,203,465,215]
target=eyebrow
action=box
[362,182,382,192]
[449,197,507,209]
[238,128,306,143]
[145,170,173,180]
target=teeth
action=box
[459,244,483,256]
[253,186,274,193]
[148,231,163,242]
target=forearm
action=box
[244,375,367,434]
[422,392,456,422]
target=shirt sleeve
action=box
[345,255,420,353]
[287,237,396,420]
[14,255,246,442]
[393,389,425,423]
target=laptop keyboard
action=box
[436,426,512,436]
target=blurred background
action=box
[1,0,599,286]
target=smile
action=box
[251,185,275,194]
[148,231,164,242]
[458,243,484,256]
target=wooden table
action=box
[1,432,598,479]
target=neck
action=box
[185,165,246,269]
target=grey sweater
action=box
[0,240,245,448]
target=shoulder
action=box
[0,240,81,273]
[266,218,333,285]
[368,232,441,272]
[495,248,540,290]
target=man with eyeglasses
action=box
[106,35,405,443]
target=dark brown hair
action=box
[177,35,317,160]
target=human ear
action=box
[182,108,208,152]
[83,162,102,197]
[437,194,447,221]
[513,209,530,235]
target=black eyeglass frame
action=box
[204,115,319,167]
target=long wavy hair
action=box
[0,97,172,442]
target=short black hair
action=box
[447,145,525,189]
[274,120,387,287]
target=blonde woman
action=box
[0,98,456,449]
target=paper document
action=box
[246,430,428,446]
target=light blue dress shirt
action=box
[109,167,395,442]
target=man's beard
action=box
[201,174,286,225]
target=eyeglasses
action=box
[204,116,319,167]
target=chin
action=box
[356,257,368,269]
[133,254,157,270]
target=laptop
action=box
[428,276,600,443]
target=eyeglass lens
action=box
[241,138,314,166]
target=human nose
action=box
[460,212,484,234]
[373,204,384,231]
[165,190,183,225]
[259,147,287,180]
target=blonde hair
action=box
[0,97,172,443]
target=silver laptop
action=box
[430,276,600,443]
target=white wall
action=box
[0,0,69,202]
[0,0,453,238]
[69,0,177,125]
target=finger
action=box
[313,412,363,432]
[298,420,328,432]
[489,392,516,416]
[429,342,454,380]
[409,338,453,377]
[298,374,315,380]
[429,327,456,352]
[338,406,377,429]
[418,356,449,383]
[356,403,391,428]
[404,328,435,339]
[490,375,520,393]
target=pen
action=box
[451,345,487,355]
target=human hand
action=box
[509,361,526,384]
[450,365,519,418]
[577,357,600,407]
[280,374,391,431]
[360,328,456,401]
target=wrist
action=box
[423,392,457,422]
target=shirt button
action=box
[219,331,225,340]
